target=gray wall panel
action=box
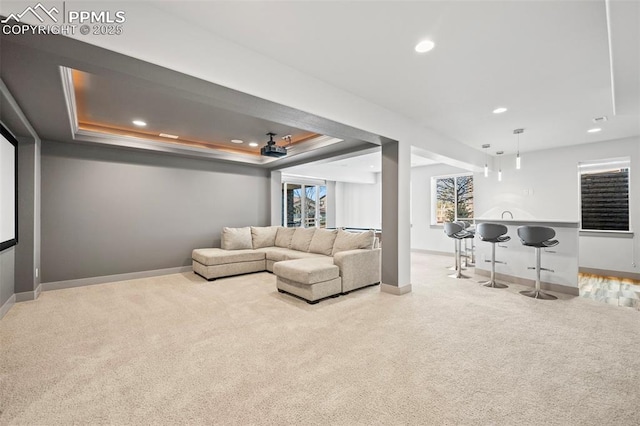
[0,247,15,307]
[41,141,270,283]
[15,140,36,293]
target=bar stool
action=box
[444,222,473,279]
[456,221,475,267]
[517,226,559,300]
[445,222,466,272]
[476,223,509,289]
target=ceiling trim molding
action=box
[74,128,273,165]
[58,66,349,166]
[60,66,79,138]
[60,66,270,164]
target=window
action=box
[579,158,630,231]
[432,174,474,224]
[282,181,327,228]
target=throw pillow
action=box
[308,228,338,256]
[332,229,376,255]
[251,226,279,249]
[290,227,317,252]
[221,226,252,250]
[274,227,296,248]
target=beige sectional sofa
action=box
[192,226,381,304]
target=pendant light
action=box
[514,128,524,170]
[482,144,490,177]
[497,151,504,181]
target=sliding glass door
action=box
[282,182,326,228]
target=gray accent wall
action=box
[0,247,15,308]
[15,138,40,294]
[41,141,270,283]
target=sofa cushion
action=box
[290,227,317,252]
[308,228,338,256]
[221,227,253,250]
[192,248,264,266]
[332,229,376,255]
[257,247,296,262]
[273,257,338,285]
[257,247,325,262]
[275,227,296,248]
[251,226,279,249]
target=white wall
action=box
[335,173,381,229]
[411,164,471,254]
[474,136,639,274]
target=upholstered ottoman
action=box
[192,248,265,281]
[273,258,342,304]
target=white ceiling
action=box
[157,0,640,158]
[282,149,438,183]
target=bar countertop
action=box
[474,218,580,228]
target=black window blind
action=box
[580,168,629,231]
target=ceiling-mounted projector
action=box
[260,132,287,158]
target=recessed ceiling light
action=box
[370,165,375,168]
[159,133,179,139]
[587,128,602,133]
[415,40,435,53]
[493,107,508,114]
[132,120,147,127]
[231,139,243,144]
[248,142,259,147]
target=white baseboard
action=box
[380,283,412,295]
[0,294,16,320]
[411,249,454,257]
[41,266,193,291]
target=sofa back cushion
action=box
[290,227,317,252]
[251,226,279,249]
[308,228,338,256]
[274,227,296,248]
[221,227,253,250]
[332,229,376,255]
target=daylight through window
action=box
[282,181,327,228]
[432,174,474,224]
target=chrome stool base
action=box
[480,280,508,289]
[448,272,470,280]
[520,289,557,300]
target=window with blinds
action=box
[579,158,630,231]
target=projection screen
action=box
[0,123,18,251]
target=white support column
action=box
[270,171,282,226]
[325,181,336,229]
[380,140,412,295]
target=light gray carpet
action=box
[1,253,639,425]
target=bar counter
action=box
[473,218,579,294]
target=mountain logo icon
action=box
[1,3,59,24]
